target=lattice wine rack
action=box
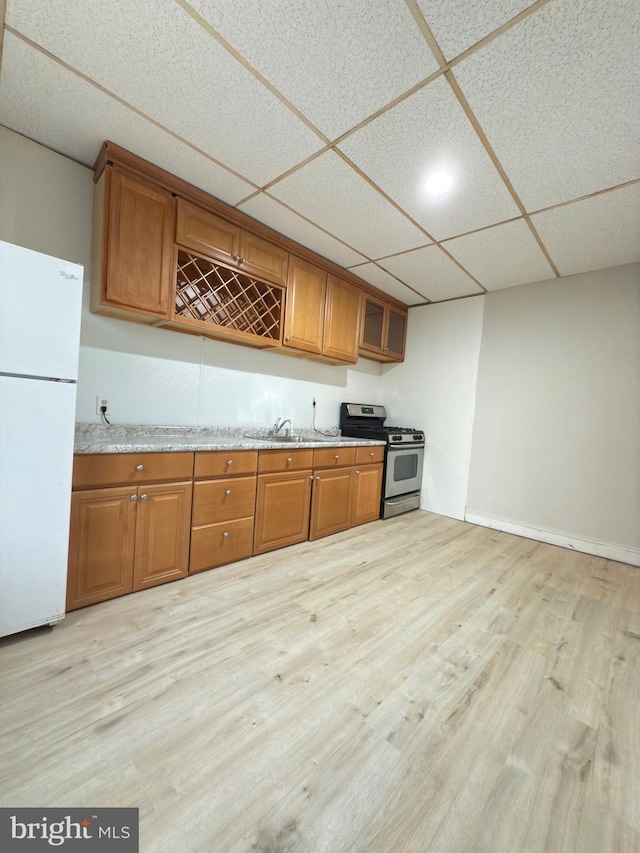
[174,250,283,343]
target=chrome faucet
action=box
[272,417,292,436]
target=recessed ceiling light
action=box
[425,171,453,195]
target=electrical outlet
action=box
[96,396,109,416]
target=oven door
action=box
[384,445,424,499]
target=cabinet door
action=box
[309,468,353,541]
[104,168,175,318]
[67,487,136,611]
[253,471,312,555]
[360,295,386,354]
[176,199,241,265]
[132,481,193,591]
[240,232,288,286]
[283,256,326,354]
[385,307,407,360]
[322,276,362,363]
[350,464,383,527]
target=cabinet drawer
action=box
[190,517,254,574]
[194,450,258,478]
[313,446,356,468]
[355,445,385,465]
[192,476,256,525]
[257,449,314,473]
[72,453,194,489]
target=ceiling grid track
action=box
[2,0,637,304]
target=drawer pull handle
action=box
[334,454,340,460]
[223,531,229,538]
[225,489,232,496]
[226,459,233,466]
[130,494,137,502]
[286,457,293,463]
[140,494,148,501]
[369,452,374,457]
[135,464,144,471]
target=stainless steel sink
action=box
[260,434,305,443]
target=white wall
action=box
[379,297,485,519]
[466,265,640,564]
[0,127,381,430]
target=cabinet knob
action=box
[355,470,360,475]
[136,464,144,471]
[285,336,290,342]
[369,452,375,457]
[227,459,233,466]
[140,494,148,501]
[239,257,246,264]
[286,457,293,463]
[334,454,340,460]
[232,254,241,262]
[223,531,229,538]
[315,476,320,481]
[309,475,314,480]
[225,489,232,496]
[130,494,137,501]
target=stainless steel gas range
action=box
[339,403,424,519]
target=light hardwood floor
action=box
[1,511,639,852]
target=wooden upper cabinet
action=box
[97,167,175,319]
[91,144,407,361]
[359,295,407,362]
[283,255,326,354]
[323,276,362,363]
[176,199,288,287]
[176,199,240,265]
[240,232,288,287]
[283,259,361,363]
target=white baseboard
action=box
[464,511,640,567]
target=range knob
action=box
[392,435,402,442]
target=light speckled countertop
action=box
[74,424,385,454]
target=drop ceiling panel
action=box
[187,0,440,140]
[269,151,429,258]
[346,263,423,304]
[238,193,368,269]
[5,0,323,186]
[530,184,640,277]
[0,32,254,205]
[443,218,555,290]
[380,245,483,302]
[338,76,520,241]
[417,0,536,60]
[453,0,640,211]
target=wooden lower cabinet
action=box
[351,463,384,526]
[190,517,255,573]
[67,486,136,610]
[253,470,313,555]
[190,452,258,573]
[67,446,383,611]
[67,480,192,610]
[309,468,353,540]
[309,447,384,541]
[132,481,192,590]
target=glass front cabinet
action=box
[359,296,407,362]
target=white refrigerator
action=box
[0,240,83,638]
